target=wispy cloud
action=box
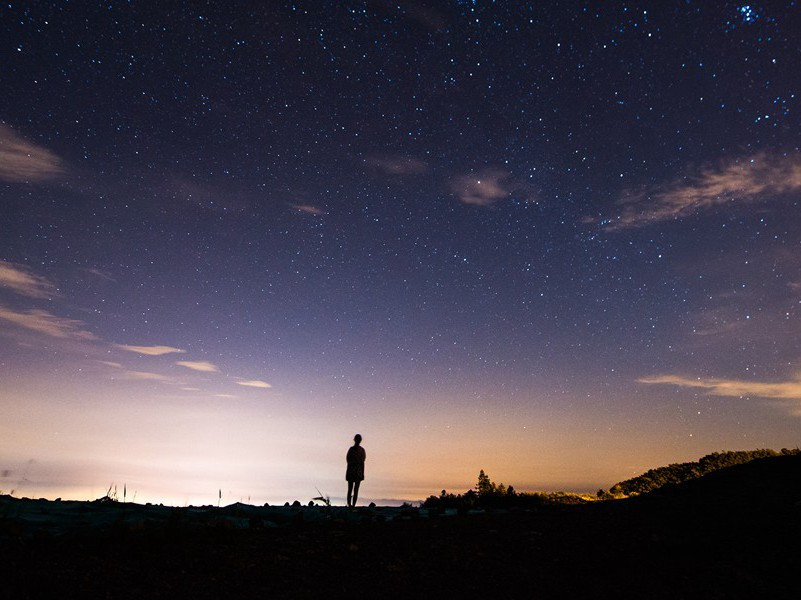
[176,360,219,372]
[450,168,513,206]
[236,379,272,388]
[101,361,179,384]
[115,344,185,356]
[289,204,326,216]
[688,305,747,337]
[0,306,96,340]
[365,155,428,175]
[0,260,57,299]
[215,393,238,399]
[639,374,801,401]
[0,123,65,183]
[598,152,801,230]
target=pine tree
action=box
[476,470,494,495]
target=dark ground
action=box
[1,454,799,599]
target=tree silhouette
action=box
[476,469,494,495]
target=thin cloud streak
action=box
[121,370,173,382]
[365,155,428,175]
[98,361,123,368]
[85,268,116,282]
[639,374,801,401]
[289,204,326,215]
[0,306,96,340]
[176,360,219,372]
[236,380,272,388]
[0,123,65,182]
[600,153,801,230]
[115,344,185,356]
[0,261,57,299]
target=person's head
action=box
[353,434,362,445]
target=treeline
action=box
[605,448,800,497]
[424,449,800,509]
[422,470,593,510]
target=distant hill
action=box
[639,452,801,507]
[609,448,800,496]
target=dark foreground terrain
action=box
[1,454,799,599]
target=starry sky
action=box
[1,1,800,506]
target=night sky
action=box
[1,1,800,506]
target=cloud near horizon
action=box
[599,152,801,230]
[639,373,801,402]
[0,123,65,183]
[115,344,185,356]
[450,168,513,206]
[0,261,57,299]
[100,360,178,384]
[236,379,272,388]
[0,305,97,340]
[176,360,219,372]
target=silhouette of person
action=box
[346,434,366,507]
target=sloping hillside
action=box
[609,448,800,495]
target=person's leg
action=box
[352,481,361,506]
[347,481,354,507]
